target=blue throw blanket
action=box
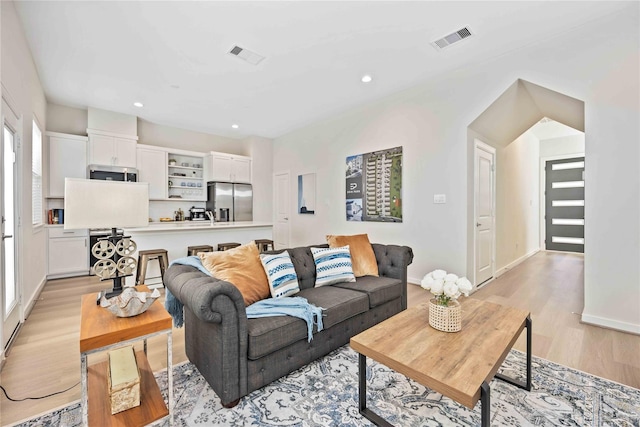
[165,256,208,328]
[246,297,323,342]
[166,257,324,341]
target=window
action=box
[32,119,43,225]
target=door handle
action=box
[2,234,13,240]
[476,223,481,227]
[284,217,289,220]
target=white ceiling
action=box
[13,1,631,139]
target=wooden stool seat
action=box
[187,245,214,256]
[255,239,274,253]
[217,242,241,251]
[136,249,169,286]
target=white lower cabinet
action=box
[47,228,89,278]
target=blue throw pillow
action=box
[260,251,300,298]
[311,245,356,287]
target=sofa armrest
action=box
[164,264,248,324]
[372,244,414,310]
[163,264,249,405]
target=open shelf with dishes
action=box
[167,152,205,201]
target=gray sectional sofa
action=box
[164,243,414,407]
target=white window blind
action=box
[32,120,43,225]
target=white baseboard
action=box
[408,276,421,285]
[24,276,47,319]
[495,249,540,278]
[581,313,640,335]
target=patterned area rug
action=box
[12,345,640,426]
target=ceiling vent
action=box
[431,27,473,50]
[228,45,265,65]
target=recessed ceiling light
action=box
[133,102,144,108]
[361,75,373,83]
[231,124,239,129]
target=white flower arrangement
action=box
[421,269,473,306]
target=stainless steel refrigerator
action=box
[206,182,253,222]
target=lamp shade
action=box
[64,178,149,229]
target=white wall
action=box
[273,6,640,333]
[46,103,87,135]
[540,134,585,158]
[87,107,137,136]
[274,87,469,280]
[1,1,48,322]
[245,135,274,222]
[137,119,248,155]
[495,130,540,271]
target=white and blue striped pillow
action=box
[311,246,356,287]
[260,251,300,298]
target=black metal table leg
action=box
[495,315,532,391]
[481,381,490,426]
[359,353,366,413]
[525,315,532,391]
[358,353,394,427]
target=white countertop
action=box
[124,221,273,233]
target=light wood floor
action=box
[1,251,639,425]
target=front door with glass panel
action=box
[2,118,20,350]
[545,157,585,253]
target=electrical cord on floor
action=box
[0,381,79,401]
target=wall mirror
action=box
[298,173,316,214]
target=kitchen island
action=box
[123,221,273,287]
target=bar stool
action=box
[217,242,241,251]
[255,239,274,253]
[187,245,214,256]
[136,249,169,286]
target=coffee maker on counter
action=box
[189,206,206,221]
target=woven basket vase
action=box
[428,299,461,332]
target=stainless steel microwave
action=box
[87,165,138,182]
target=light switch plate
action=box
[434,194,446,204]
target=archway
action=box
[466,79,585,288]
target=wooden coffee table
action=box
[350,299,531,426]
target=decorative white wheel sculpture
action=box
[92,236,138,281]
[117,256,138,275]
[92,240,116,260]
[94,259,117,279]
[115,238,137,256]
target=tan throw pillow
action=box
[199,242,270,306]
[326,234,379,277]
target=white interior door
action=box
[474,141,495,287]
[2,108,21,350]
[273,172,290,249]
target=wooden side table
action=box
[79,286,173,427]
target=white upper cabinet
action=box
[136,145,167,200]
[87,129,137,168]
[232,156,252,183]
[205,152,252,183]
[47,132,88,198]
